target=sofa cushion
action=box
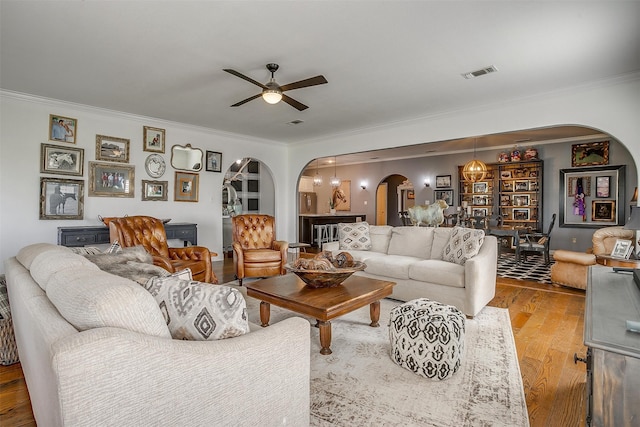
[387,227,434,259]
[30,251,99,291]
[144,276,249,340]
[369,225,393,253]
[16,243,70,270]
[46,268,171,338]
[409,260,466,288]
[337,250,388,263]
[364,255,423,280]
[338,222,372,250]
[430,228,453,260]
[442,227,485,266]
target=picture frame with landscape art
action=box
[143,126,165,153]
[174,171,199,202]
[435,175,451,188]
[142,180,168,201]
[40,177,84,220]
[96,135,130,163]
[571,141,609,167]
[49,114,77,144]
[40,143,84,176]
[88,161,135,197]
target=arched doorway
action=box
[377,174,412,226]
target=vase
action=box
[330,208,336,214]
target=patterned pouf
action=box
[389,298,465,380]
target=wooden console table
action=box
[582,266,640,426]
[57,223,198,247]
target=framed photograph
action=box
[141,180,168,201]
[96,135,130,163]
[434,189,453,205]
[40,143,84,176]
[206,151,222,172]
[407,189,415,199]
[610,239,633,259]
[512,194,530,206]
[472,208,488,217]
[143,126,165,153]
[88,161,135,197]
[472,195,488,206]
[500,171,512,179]
[567,176,592,197]
[49,114,77,144]
[502,181,513,192]
[513,208,530,221]
[435,175,451,188]
[514,180,529,191]
[592,200,615,222]
[571,141,609,167]
[472,182,488,193]
[174,171,199,202]
[500,195,511,206]
[40,177,84,220]
[596,176,610,197]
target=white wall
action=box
[0,92,289,273]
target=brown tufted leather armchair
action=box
[231,214,288,286]
[108,216,217,283]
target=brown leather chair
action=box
[107,215,217,283]
[231,214,288,285]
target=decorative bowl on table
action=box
[285,252,366,288]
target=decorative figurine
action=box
[524,147,538,160]
[498,151,510,162]
[510,146,521,162]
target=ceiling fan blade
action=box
[230,93,262,107]
[282,94,309,111]
[280,75,328,92]
[223,69,268,89]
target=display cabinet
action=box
[497,160,543,231]
[458,164,497,219]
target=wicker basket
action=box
[0,275,19,365]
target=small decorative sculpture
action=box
[408,199,449,227]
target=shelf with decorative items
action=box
[457,164,498,220]
[497,159,543,231]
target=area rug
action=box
[231,283,529,427]
[497,251,553,284]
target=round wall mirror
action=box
[171,144,203,171]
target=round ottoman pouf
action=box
[389,298,465,380]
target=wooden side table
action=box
[595,255,640,269]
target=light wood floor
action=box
[0,259,587,427]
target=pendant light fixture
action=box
[313,159,323,186]
[462,138,487,183]
[330,156,341,187]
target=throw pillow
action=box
[143,277,249,341]
[105,240,123,254]
[68,246,104,256]
[170,268,192,280]
[338,222,372,250]
[442,227,485,266]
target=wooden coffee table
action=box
[245,274,396,355]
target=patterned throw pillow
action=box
[338,222,372,250]
[143,277,249,341]
[442,227,485,266]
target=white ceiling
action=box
[1,1,639,148]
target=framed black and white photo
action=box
[472,182,488,193]
[141,180,168,201]
[40,177,84,220]
[513,208,530,221]
[88,161,135,197]
[435,175,451,188]
[40,143,84,176]
[96,135,130,163]
[434,189,453,205]
[610,239,632,259]
[206,151,222,172]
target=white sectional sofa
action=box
[324,225,498,317]
[4,243,310,427]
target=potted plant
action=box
[329,198,336,214]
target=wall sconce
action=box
[360,180,367,190]
[424,178,430,187]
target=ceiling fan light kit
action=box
[224,63,327,111]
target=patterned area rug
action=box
[497,251,554,284]
[233,284,529,427]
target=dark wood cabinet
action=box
[57,223,198,247]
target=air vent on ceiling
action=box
[461,65,499,79]
[286,120,304,125]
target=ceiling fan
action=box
[223,63,328,111]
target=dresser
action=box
[584,266,640,426]
[57,223,198,247]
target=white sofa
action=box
[4,243,310,427]
[324,225,498,317]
